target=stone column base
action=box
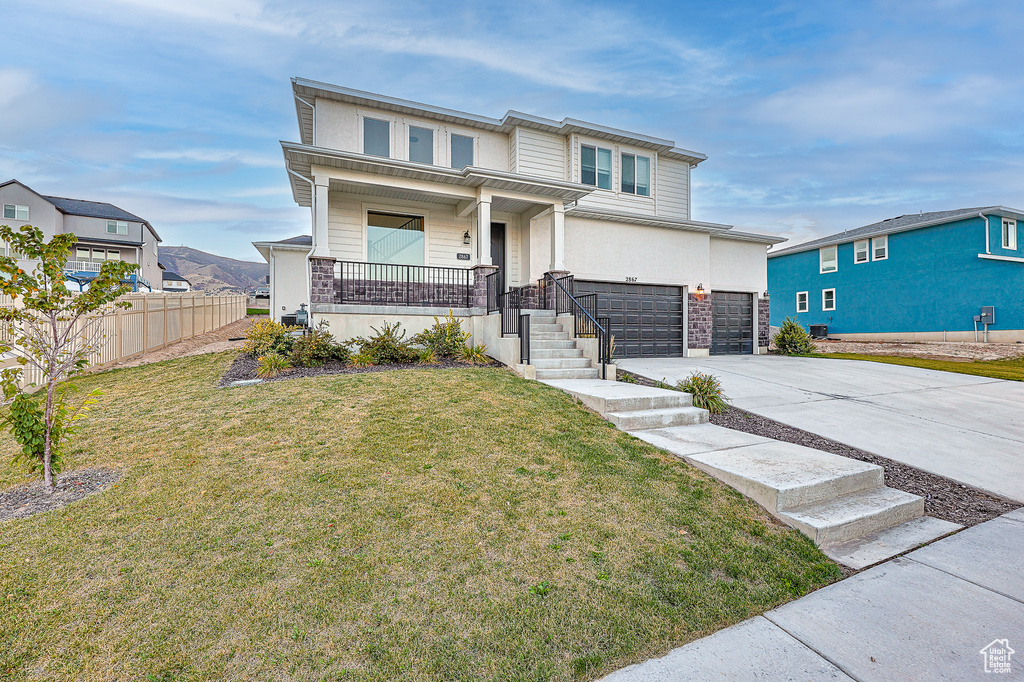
[310,257,337,304]
[543,270,571,310]
[687,292,712,352]
[471,264,499,309]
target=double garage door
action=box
[573,281,753,358]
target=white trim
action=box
[405,120,440,166]
[978,253,1024,264]
[872,234,888,261]
[822,288,836,311]
[854,239,869,264]
[1002,218,1017,250]
[796,291,809,313]
[357,109,397,158]
[819,245,838,273]
[447,127,478,170]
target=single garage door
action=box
[711,291,753,355]
[573,280,684,358]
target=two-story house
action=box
[0,179,162,292]
[767,207,1024,342]
[256,78,782,375]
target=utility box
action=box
[809,324,829,339]
[980,307,995,325]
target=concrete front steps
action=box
[510,314,600,380]
[541,379,960,569]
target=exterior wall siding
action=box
[709,237,769,293]
[515,127,566,180]
[767,215,1024,335]
[656,158,689,220]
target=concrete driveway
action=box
[618,355,1024,502]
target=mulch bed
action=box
[618,371,1020,527]
[219,352,500,387]
[0,468,122,523]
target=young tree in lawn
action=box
[0,224,138,490]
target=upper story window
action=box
[620,153,650,196]
[872,235,888,260]
[363,117,390,158]
[408,126,433,165]
[820,245,838,273]
[854,240,869,264]
[366,211,424,266]
[1002,219,1017,250]
[796,291,809,313]
[581,144,612,190]
[3,204,29,221]
[451,134,474,169]
[107,220,128,235]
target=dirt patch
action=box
[219,352,500,387]
[0,468,122,522]
[617,371,1020,527]
[813,339,1024,361]
[103,317,256,370]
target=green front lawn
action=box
[246,307,270,316]
[0,355,839,681]
[812,352,1024,381]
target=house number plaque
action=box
[457,253,470,260]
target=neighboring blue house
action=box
[767,207,1024,342]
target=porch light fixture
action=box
[763,290,770,299]
[462,230,471,245]
[695,283,706,300]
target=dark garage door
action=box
[573,281,684,358]
[711,291,753,355]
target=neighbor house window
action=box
[366,211,425,266]
[363,117,390,157]
[76,247,90,261]
[620,153,650,196]
[106,249,121,261]
[106,220,128,235]
[1002,219,1017,250]
[408,126,433,165]
[796,291,809,313]
[820,245,838,273]
[854,240,869,264]
[872,235,888,260]
[822,288,836,311]
[3,204,28,221]
[581,144,612,189]
[451,134,474,169]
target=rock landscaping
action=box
[0,468,122,522]
[813,339,1024,361]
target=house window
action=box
[796,291,809,313]
[872,235,888,260]
[820,245,838,273]
[106,220,128,235]
[822,288,836,311]
[620,153,650,196]
[366,211,425,266]
[854,240,869,264]
[581,144,612,189]
[3,204,29,221]
[408,126,433,165]
[107,249,121,261]
[1002,219,1017,250]
[363,117,390,157]
[451,134,474,169]
[76,247,90,261]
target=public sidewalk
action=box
[600,509,1024,681]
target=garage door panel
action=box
[711,291,753,355]
[574,280,685,358]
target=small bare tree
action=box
[0,224,137,490]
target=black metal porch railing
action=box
[545,273,611,378]
[498,287,531,365]
[335,261,472,308]
[486,270,501,313]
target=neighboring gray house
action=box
[162,270,192,292]
[0,179,162,291]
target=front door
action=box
[490,222,506,292]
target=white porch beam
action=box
[478,198,492,266]
[312,178,331,258]
[549,203,565,271]
[522,204,553,222]
[309,165,477,202]
[456,199,477,218]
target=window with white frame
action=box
[3,204,29,221]
[366,211,424,266]
[820,245,838,273]
[1002,218,1017,250]
[797,291,809,313]
[408,126,433,165]
[450,134,474,169]
[872,235,888,260]
[822,288,836,311]
[854,239,869,263]
[620,153,650,196]
[580,144,612,190]
[363,117,390,157]
[106,220,128,235]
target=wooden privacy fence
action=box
[1,293,247,386]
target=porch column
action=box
[477,197,492,265]
[312,178,331,258]
[549,202,565,271]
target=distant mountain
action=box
[159,246,268,294]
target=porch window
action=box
[366,211,425,266]
[409,126,433,165]
[363,117,390,157]
[820,245,837,273]
[3,204,28,221]
[107,249,121,261]
[76,247,90,262]
[620,153,650,196]
[581,144,612,189]
[451,134,474,169]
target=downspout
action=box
[295,95,316,145]
[268,245,276,321]
[981,212,990,254]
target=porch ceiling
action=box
[328,180,461,205]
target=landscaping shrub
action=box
[256,353,292,378]
[410,310,471,358]
[417,348,439,365]
[354,322,418,365]
[291,320,336,368]
[676,371,730,414]
[772,317,816,355]
[243,318,295,357]
[460,343,490,365]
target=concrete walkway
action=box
[600,509,1024,681]
[618,355,1024,502]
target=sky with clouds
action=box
[2,0,1022,260]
